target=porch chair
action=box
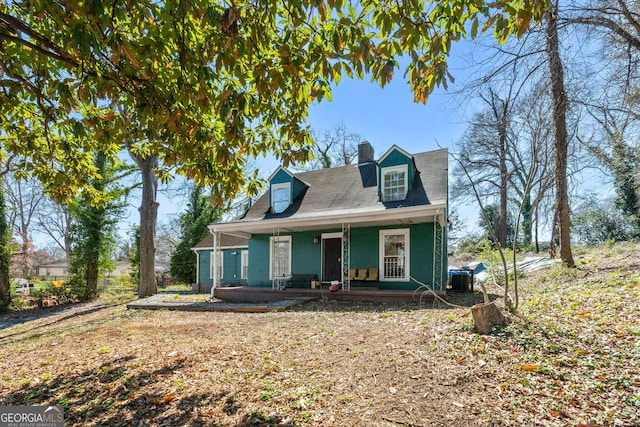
[346,269,357,280]
[355,269,368,281]
[365,268,378,281]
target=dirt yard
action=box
[1,243,639,426]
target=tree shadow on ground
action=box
[0,355,298,426]
[0,304,109,343]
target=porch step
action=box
[349,286,379,291]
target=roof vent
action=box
[358,141,374,164]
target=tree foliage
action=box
[67,153,126,300]
[170,185,221,285]
[0,0,549,205]
[572,197,638,244]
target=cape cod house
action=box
[199,142,448,296]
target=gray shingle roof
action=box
[234,147,448,224]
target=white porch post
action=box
[194,249,200,292]
[342,223,351,292]
[211,231,220,298]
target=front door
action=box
[322,238,342,282]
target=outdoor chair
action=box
[365,268,378,281]
[355,269,368,281]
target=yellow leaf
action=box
[517,12,532,37]
[122,44,140,69]
[101,111,115,121]
[162,392,177,403]
[521,364,540,371]
[577,311,591,316]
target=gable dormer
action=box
[377,145,416,202]
[268,167,307,213]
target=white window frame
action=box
[210,251,223,281]
[241,250,249,280]
[269,235,292,280]
[379,229,410,281]
[381,164,408,202]
[271,182,291,213]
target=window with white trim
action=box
[241,250,249,280]
[270,236,291,279]
[379,229,410,281]
[210,251,223,281]
[381,164,408,202]
[271,182,291,213]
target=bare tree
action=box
[307,123,362,170]
[452,86,513,247]
[546,2,575,266]
[34,196,73,265]
[452,82,556,250]
[509,85,556,250]
[5,172,45,278]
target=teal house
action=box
[206,143,448,295]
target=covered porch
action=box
[209,206,448,296]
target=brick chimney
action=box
[358,141,374,164]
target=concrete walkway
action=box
[126,294,316,313]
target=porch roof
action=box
[191,233,248,250]
[211,203,446,237]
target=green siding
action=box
[245,223,448,291]
[197,250,211,285]
[378,148,416,194]
[292,176,306,200]
[248,235,269,286]
[247,232,322,287]
[196,248,248,286]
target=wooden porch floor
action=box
[214,285,446,303]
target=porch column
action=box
[342,223,351,292]
[211,231,220,298]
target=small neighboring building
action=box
[201,142,449,295]
[192,233,249,293]
[37,261,69,282]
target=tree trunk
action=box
[0,177,11,312]
[522,195,532,247]
[137,154,159,297]
[498,119,508,248]
[545,6,575,267]
[471,301,510,334]
[84,210,100,298]
[486,88,510,248]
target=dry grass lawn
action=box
[1,243,639,426]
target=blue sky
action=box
[303,76,466,161]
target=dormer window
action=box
[271,182,291,213]
[381,165,408,202]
